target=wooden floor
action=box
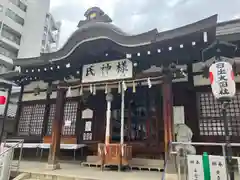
[13,160,166,180]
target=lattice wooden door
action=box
[18,104,45,136]
[198,92,240,137]
[46,103,56,135]
[62,101,78,136]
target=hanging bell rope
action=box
[79,85,83,96]
[132,80,136,93]
[93,84,96,95]
[122,81,127,91]
[67,86,72,97]
[147,78,152,88]
[118,81,121,94]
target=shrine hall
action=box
[1,7,240,168]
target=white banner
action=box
[187,155,204,180]
[82,59,133,83]
[209,155,227,180]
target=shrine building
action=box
[1,7,240,165]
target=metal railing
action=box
[3,139,24,171]
[0,139,24,180]
[163,142,240,180]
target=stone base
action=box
[46,163,61,170]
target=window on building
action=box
[1,24,21,45]
[62,101,78,136]
[0,65,8,74]
[9,0,27,12]
[0,5,3,12]
[0,40,18,59]
[5,8,24,26]
[46,101,78,136]
[18,104,45,136]
[198,92,240,136]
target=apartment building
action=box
[0,0,61,135]
[0,0,61,73]
[41,13,61,53]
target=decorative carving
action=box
[77,7,112,28]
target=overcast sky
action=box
[50,0,240,47]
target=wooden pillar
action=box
[75,99,82,143]
[47,87,66,170]
[14,85,24,134]
[162,75,173,156]
[186,64,199,140]
[42,82,52,137]
[127,101,132,142]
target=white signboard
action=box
[232,157,240,174]
[173,106,185,125]
[236,157,240,174]
[187,155,204,180]
[209,61,236,100]
[82,108,93,119]
[83,132,92,140]
[82,59,133,83]
[209,155,227,180]
[85,121,92,132]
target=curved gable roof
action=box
[14,8,217,67]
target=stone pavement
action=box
[14,160,169,180]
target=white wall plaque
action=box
[82,108,93,119]
[83,132,92,140]
[173,106,185,125]
[82,59,133,83]
[187,155,204,180]
[85,121,92,132]
[209,155,227,180]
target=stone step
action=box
[14,172,98,180]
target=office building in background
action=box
[0,0,61,133]
[0,0,61,73]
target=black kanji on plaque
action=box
[116,60,128,74]
[194,173,198,179]
[218,162,223,167]
[196,160,200,164]
[190,160,194,164]
[85,65,95,76]
[216,62,230,95]
[219,86,230,95]
[219,81,228,87]
[212,161,217,166]
[216,62,224,69]
[218,75,227,81]
[101,63,112,75]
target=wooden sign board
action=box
[209,155,227,180]
[187,155,204,180]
